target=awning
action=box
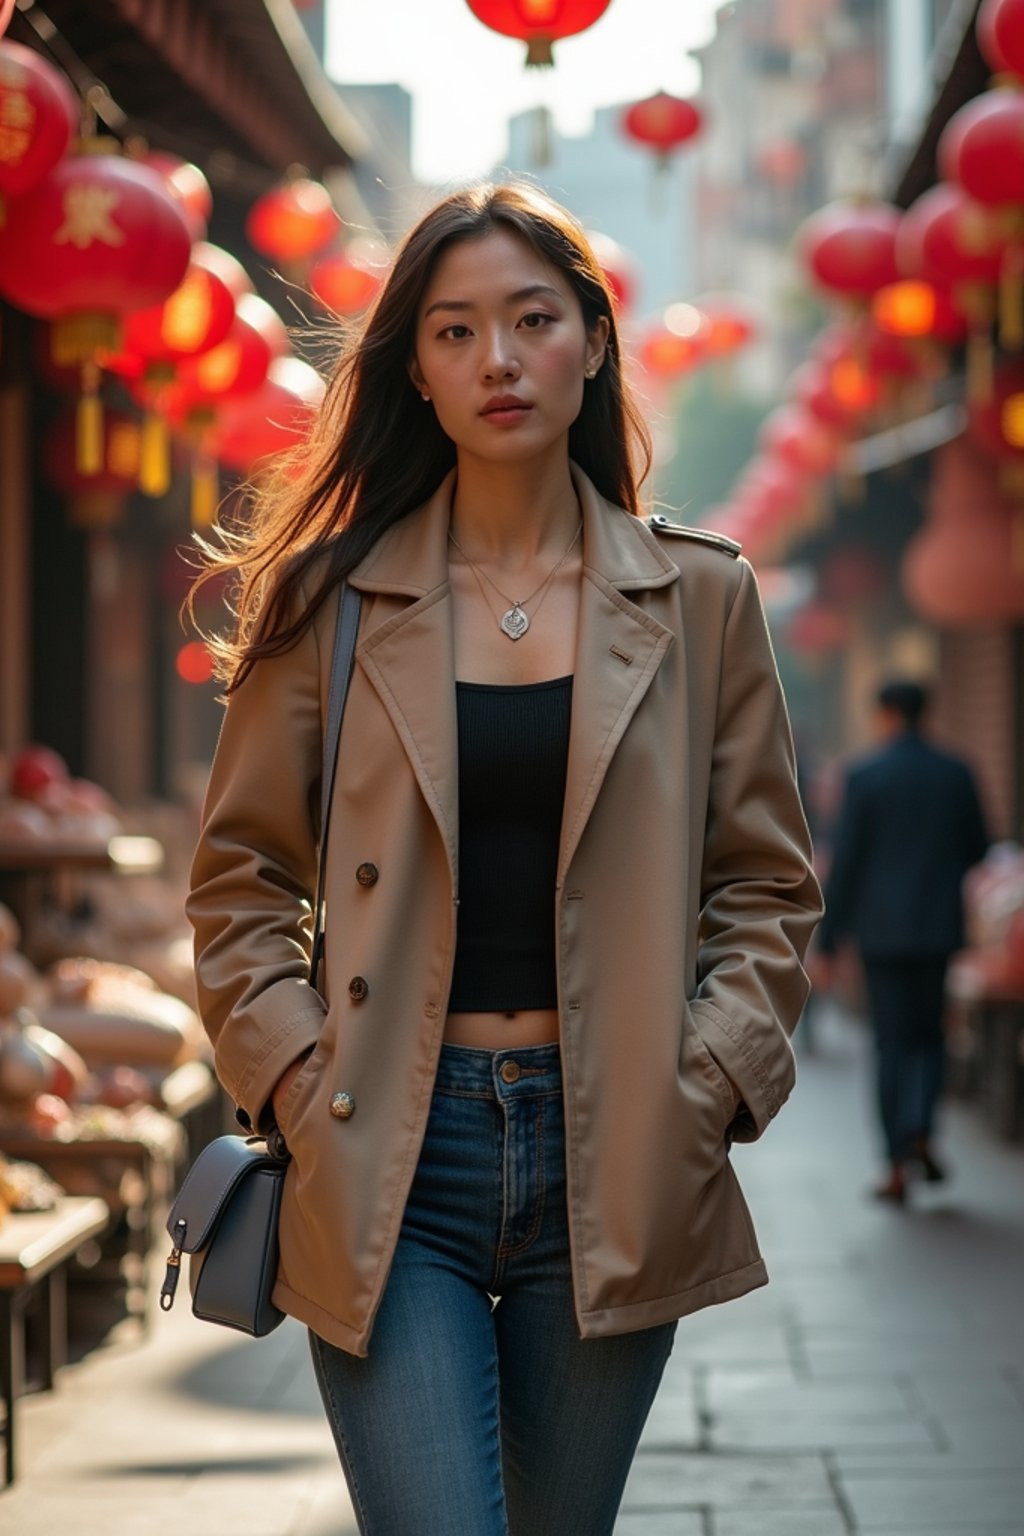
[9,0,369,182]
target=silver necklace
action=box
[447,520,582,640]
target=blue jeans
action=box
[309,1042,676,1535]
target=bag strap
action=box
[310,579,362,992]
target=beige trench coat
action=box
[187,463,822,1357]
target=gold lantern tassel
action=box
[966,329,994,405]
[76,362,103,475]
[1000,247,1024,351]
[191,453,219,528]
[139,411,171,498]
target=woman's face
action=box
[410,226,608,463]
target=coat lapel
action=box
[349,473,460,886]
[558,467,678,884]
[345,464,681,897]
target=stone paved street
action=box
[3,1002,1023,1534]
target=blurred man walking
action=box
[815,679,989,1202]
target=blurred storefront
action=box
[0,0,371,806]
[686,0,1024,848]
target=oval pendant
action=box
[500,604,529,640]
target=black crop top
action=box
[447,674,573,1013]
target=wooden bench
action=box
[0,1195,108,1486]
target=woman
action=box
[187,180,822,1535]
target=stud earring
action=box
[420,390,430,401]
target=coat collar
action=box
[347,461,680,597]
[349,462,680,893]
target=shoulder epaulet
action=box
[646,513,742,558]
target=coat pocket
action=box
[682,1002,742,1131]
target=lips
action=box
[481,395,532,415]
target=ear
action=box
[408,357,427,394]
[585,314,610,376]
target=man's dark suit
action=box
[818,731,989,1164]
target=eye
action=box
[519,311,555,329]
[438,323,472,340]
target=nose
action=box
[481,329,521,381]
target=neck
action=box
[449,447,580,564]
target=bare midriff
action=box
[443,1007,560,1050]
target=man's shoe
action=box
[910,1140,948,1183]
[872,1168,907,1204]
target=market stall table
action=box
[0,1194,109,1486]
[0,835,164,965]
[0,1116,183,1328]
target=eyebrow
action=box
[423,284,564,319]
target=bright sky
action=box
[325,0,725,184]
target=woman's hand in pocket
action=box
[271,1049,314,1128]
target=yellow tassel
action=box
[76,392,103,476]
[139,411,171,498]
[999,253,1024,351]
[966,330,994,405]
[191,456,219,527]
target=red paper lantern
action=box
[967,357,1024,466]
[209,356,325,473]
[622,92,704,167]
[902,437,1024,620]
[734,456,811,518]
[310,249,382,316]
[585,230,638,315]
[759,404,843,477]
[817,318,922,385]
[792,359,878,431]
[695,293,756,357]
[0,148,191,475]
[165,293,288,412]
[108,243,249,374]
[176,642,214,685]
[0,41,78,205]
[977,0,1024,79]
[797,199,901,300]
[896,183,1005,296]
[871,279,967,343]
[140,151,213,241]
[465,0,612,66]
[246,178,340,262]
[0,150,192,330]
[43,407,142,527]
[940,89,1024,208]
[162,293,290,525]
[103,244,250,498]
[639,304,709,379]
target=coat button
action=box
[355,862,379,887]
[499,1060,521,1084]
[348,975,369,1002]
[329,1092,355,1119]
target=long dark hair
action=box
[193,179,653,689]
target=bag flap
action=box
[166,1135,285,1251]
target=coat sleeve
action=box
[689,558,823,1142]
[186,598,327,1133]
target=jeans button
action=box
[499,1060,521,1084]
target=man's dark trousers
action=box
[861,955,949,1163]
